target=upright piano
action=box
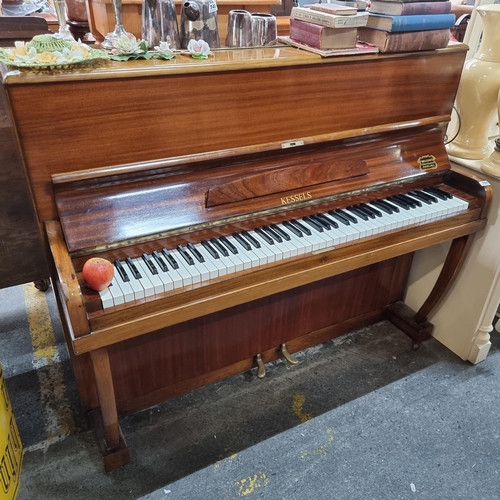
[1,43,491,472]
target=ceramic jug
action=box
[446,4,500,160]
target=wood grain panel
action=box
[107,258,406,410]
[0,83,48,287]
[3,47,466,224]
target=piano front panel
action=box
[106,256,411,416]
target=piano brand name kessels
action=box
[281,192,312,205]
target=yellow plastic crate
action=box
[0,364,23,500]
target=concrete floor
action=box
[1,282,500,499]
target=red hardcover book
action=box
[369,0,452,15]
[290,18,358,49]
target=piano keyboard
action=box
[99,187,469,309]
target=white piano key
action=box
[363,205,398,232]
[121,260,146,300]
[277,224,314,254]
[292,222,325,251]
[227,236,255,269]
[243,231,272,264]
[275,233,299,258]
[136,258,164,295]
[174,247,206,283]
[114,267,136,302]
[99,284,115,309]
[367,203,404,230]
[216,239,246,272]
[193,244,220,279]
[169,249,195,286]
[188,251,213,281]
[130,257,155,297]
[249,230,277,262]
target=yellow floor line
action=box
[23,284,75,440]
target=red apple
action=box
[82,257,114,291]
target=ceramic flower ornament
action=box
[111,34,148,57]
[187,39,211,59]
[0,38,106,67]
[110,34,176,61]
[154,41,176,60]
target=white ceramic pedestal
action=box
[405,157,500,364]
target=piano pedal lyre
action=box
[280,343,299,365]
[255,354,266,379]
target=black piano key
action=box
[115,260,130,282]
[162,248,179,269]
[310,214,331,230]
[387,196,411,210]
[201,239,220,259]
[126,257,142,279]
[262,226,283,243]
[210,237,229,257]
[152,250,169,272]
[233,232,252,251]
[187,242,205,263]
[372,199,395,214]
[354,204,376,219]
[377,199,400,213]
[302,216,324,232]
[346,206,369,221]
[399,193,421,207]
[409,190,435,204]
[336,209,358,224]
[142,253,158,275]
[283,220,303,237]
[255,227,275,245]
[289,219,312,236]
[316,213,338,229]
[392,195,415,208]
[328,210,351,225]
[270,224,291,241]
[360,203,382,218]
[425,186,453,200]
[177,245,195,265]
[241,230,261,248]
[219,236,238,254]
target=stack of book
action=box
[289,3,370,50]
[358,0,456,52]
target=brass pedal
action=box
[280,343,299,365]
[255,354,266,379]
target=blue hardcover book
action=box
[366,12,455,31]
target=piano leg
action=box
[90,348,130,473]
[386,234,475,347]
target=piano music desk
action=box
[1,45,491,472]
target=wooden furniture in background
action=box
[1,45,491,471]
[0,16,52,47]
[85,0,282,43]
[0,78,49,289]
